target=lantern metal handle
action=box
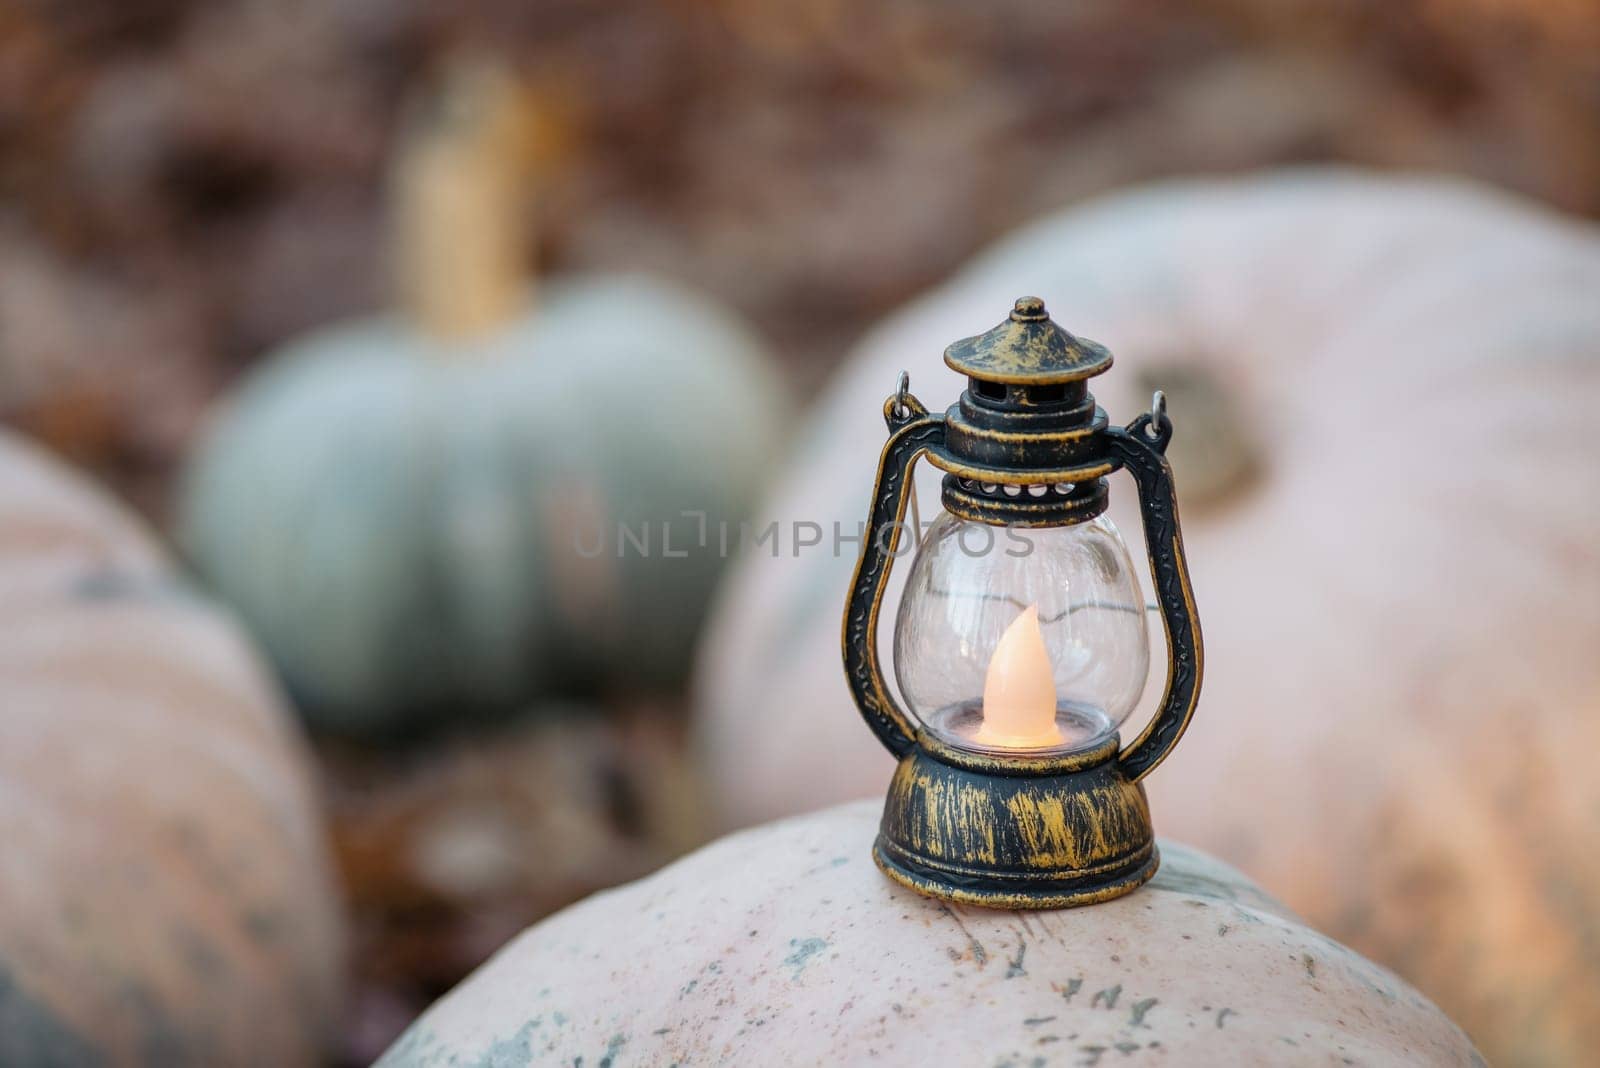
[1104,409,1204,783]
[841,388,941,758]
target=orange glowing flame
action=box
[975,604,1063,749]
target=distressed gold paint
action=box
[1005,783,1147,869]
[948,780,998,865]
[894,764,1001,866]
[1008,794,1080,868]
[915,770,944,856]
[874,842,1159,911]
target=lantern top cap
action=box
[943,296,1114,386]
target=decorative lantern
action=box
[842,296,1203,909]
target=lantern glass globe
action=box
[892,510,1150,752]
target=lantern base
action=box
[872,732,1159,910]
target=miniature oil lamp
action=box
[842,296,1203,909]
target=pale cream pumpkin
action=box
[692,170,1600,1066]
[0,432,344,1066]
[379,800,1481,1066]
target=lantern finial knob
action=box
[1011,296,1048,321]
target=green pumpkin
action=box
[180,59,787,735]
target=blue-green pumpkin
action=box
[180,60,788,735]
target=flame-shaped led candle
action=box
[974,604,1064,748]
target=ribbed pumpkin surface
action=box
[0,432,344,1066]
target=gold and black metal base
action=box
[872,733,1158,909]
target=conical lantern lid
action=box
[943,296,1113,385]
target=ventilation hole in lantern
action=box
[1054,483,1075,495]
[1003,484,1022,497]
[973,379,1007,401]
[980,483,999,494]
[1029,383,1068,403]
[1027,484,1048,497]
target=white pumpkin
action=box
[378,800,1480,1067]
[0,431,344,1066]
[692,169,1600,1066]
[179,58,788,735]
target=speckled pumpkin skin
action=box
[181,274,787,735]
[0,432,344,1066]
[692,170,1600,1066]
[379,801,1480,1067]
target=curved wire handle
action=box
[1103,398,1204,782]
[841,378,940,757]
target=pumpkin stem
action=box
[391,52,542,342]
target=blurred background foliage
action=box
[2,0,1598,1062]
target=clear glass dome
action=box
[893,511,1149,753]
